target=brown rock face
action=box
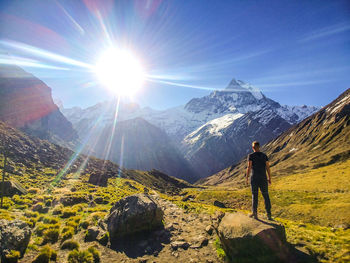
[0,65,77,143]
[215,212,290,262]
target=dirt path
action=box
[95,194,221,263]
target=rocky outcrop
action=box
[88,172,109,187]
[106,194,164,239]
[0,220,32,259]
[0,181,27,197]
[213,212,290,262]
[0,64,78,146]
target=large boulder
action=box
[106,194,164,239]
[0,220,32,260]
[0,181,27,197]
[214,212,290,262]
[88,172,109,187]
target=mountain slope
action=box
[180,79,318,178]
[0,121,190,192]
[0,65,78,146]
[198,88,350,187]
[61,78,318,181]
[88,117,198,182]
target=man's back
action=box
[248,151,268,180]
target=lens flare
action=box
[95,48,145,96]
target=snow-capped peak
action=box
[225,78,264,100]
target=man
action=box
[246,141,272,220]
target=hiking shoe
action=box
[249,213,258,219]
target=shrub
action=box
[25,211,39,218]
[32,245,57,263]
[52,205,63,215]
[67,250,93,263]
[70,215,82,224]
[42,228,59,244]
[42,216,59,224]
[66,220,79,232]
[4,250,20,263]
[87,246,100,263]
[61,208,77,218]
[61,240,80,250]
[79,220,90,229]
[35,223,60,236]
[61,227,74,242]
[28,188,40,194]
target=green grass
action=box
[181,160,350,263]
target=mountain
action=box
[62,78,319,181]
[0,120,190,192]
[198,88,350,187]
[84,117,198,182]
[180,79,318,177]
[0,64,78,147]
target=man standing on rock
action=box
[246,141,272,220]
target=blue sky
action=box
[0,0,349,109]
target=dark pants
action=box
[251,179,271,215]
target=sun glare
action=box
[95,48,145,96]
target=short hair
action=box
[252,141,260,149]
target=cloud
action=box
[299,23,350,43]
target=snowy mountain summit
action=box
[62,77,320,180]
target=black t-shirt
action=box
[248,152,268,180]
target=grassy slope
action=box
[180,159,350,262]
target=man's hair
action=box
[252,141,260,149]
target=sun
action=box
[95,48,145,96]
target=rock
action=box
[190,235,209,249]
[205,225,213,235]
[88,172,108,187]
[0,219,32,259]
[213,200,226,208]
[32,203,49,214]
[84,226,100,242]
[84,226,109,245]
[215,212,289,262]
[106,194,164,239]
[0,181,27,197]
[181,195,195,202]
[210,210,225,230]
[60,195,89,206]
[171,241,190,250]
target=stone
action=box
[0,181,27,197]
[0,219,32,258]
[106,194,164,239]
[32,203,49,213]
[60,195,89,206]
[88,172,108,187]
[205,225,213,235]
[84,226,109,245]
[84,226,100,242]
[215,212,289,262]
[213,200,226,208]
[171,241,190,250]
[190,235,209,249]
[181,195,195,202]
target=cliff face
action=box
[0,64,78,144]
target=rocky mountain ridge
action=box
[198,88,350,187]
[61,78,319,180]
[0,65,78,147]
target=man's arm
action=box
[246,160,252,185]
[266,161,271,184]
